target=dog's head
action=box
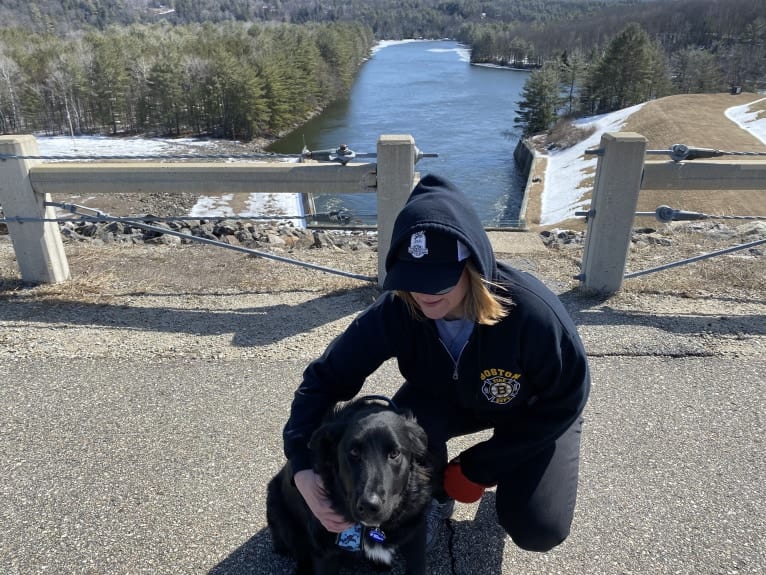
[309,404,430,527]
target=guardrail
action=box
[579,132,766,294]
[0,134,420,286]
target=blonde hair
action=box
[396,260,512,325]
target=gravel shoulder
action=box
[0,218,763,363]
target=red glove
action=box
[443,459,494,503]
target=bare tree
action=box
[0,51,22,133]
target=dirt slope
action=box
[624,93,766,150]
[525,93,766,230]
[618,92,766,218]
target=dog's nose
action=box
[356,493,383,518]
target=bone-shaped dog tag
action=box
[336,524,363,551]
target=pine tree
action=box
[587,23,660,113]
[87,33,131,134]
[147,54,184,136]
[515,62,562,136]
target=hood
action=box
[384,174,497,283]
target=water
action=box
[268,40,531,227]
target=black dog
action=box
[267,397,433,575]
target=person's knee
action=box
[499,514,571,552]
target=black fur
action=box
[267,398,433,575]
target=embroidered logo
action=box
[408,231,429,258]
[480,369,521,405]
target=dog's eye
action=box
[388,449,401,460]
[348,447,360,460]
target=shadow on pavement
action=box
[557,288,766,336]
[208,528,292,575]
[209,493,506,575]
[0,285,380,346]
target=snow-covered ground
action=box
[540,103,646,224]
[726,97,766,141]
[541,96,766,225]
[35,135,305,227]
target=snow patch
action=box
[36,135,304,226]
[724,97,766,143]
[541,103,645,225]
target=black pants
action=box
[393,381,583,552]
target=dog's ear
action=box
[402,416,429,459]
[308,421,345,465]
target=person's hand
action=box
[294,469,354,533]
[443,459,495,503]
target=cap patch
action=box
[407,231,429,259]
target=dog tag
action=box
[336,524,362,551]
[367,527,386,543]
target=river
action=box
[268,40,531,227]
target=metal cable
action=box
[49,201,304,221]
[585,143,766,162]
[0,145,437,163]
[9,200,523,227]
[699,214,764,220]
[0,215,317,224]
[0,152,305,161]
[2,203,378,283]
[41,200,377,223]
[131,220,378,283]
[624,237,766,279]
[652,205,766,222]
[3,204,523,229]
[575,206,765,222]
[648,144,766,162]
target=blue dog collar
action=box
[357,394,398,410]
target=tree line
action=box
[0,21,373,139]
[1,1,649,38]
[515,23,670,135]
[501,0,766,134]
[1,0,764,139]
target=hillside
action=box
[625,93,766,220]
[527,92,766,230]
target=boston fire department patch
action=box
[480,369,521,405]
[408,231,429,258]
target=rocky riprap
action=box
[540,220,766,256]
[54,216,379,253]
[2,214,763,258]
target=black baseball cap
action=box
[382,230,470,295]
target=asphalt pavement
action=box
[1,288,764,574]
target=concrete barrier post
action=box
[376,135,416,287]
[0,135,70,283]
[580,132,646,294]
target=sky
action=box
[36,95,766,228]
[541,96,766,225]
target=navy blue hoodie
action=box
[283,174,590,486]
